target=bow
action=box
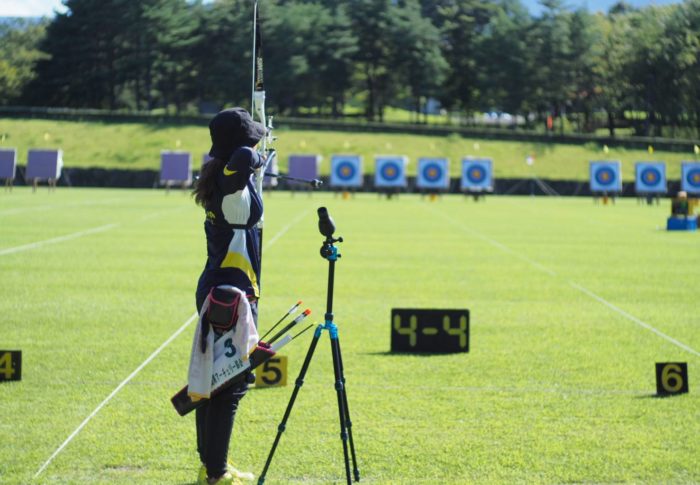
[251,0,276,293]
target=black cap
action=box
[208,108,266,160]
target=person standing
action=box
[191,107,266,485]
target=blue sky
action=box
[525,0,682,15]
[0,0,65,17]
[0,0,683,17]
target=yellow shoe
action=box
[207,471,243,485]
[198,462,251,484]
[227,460,254,481]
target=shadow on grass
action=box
[362,350,464,357]
[635,393,688,399]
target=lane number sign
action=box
[0,351,21,382]
[655,362,688,396]
[255,355,288,388]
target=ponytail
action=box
[192,158,225,207]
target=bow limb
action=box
[251,0,276,298]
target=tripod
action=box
[258,207,360,485]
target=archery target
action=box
[330,155,362,187]
[375,156,408,188]
[590,161,622,192]
[635,162,666,194]
[417,158,449,189]
[681,162,700,194]
[461,158,493,191]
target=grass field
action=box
[1,188,699,484]
[1,118,698,180]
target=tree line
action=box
[1,0,700,139]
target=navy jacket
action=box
[196,147,263,303]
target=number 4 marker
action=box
[0,351,21,382]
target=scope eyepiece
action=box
[317,206,336,238]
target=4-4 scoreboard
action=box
[391,309,469,353]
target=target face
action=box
[595,167,615,185]
[682,162,700,194]
[590,161,622,192]
[635,162,666,194]
[688,170,700,186]
[417,158,449,189]
[330,156,362,187]
[461,159,493,191]
[423,164,442,182]
[468,167,485,182]
[375,156,407,188]
[642,168,660,183]
[381,162,400,181]
[337,162,355,179]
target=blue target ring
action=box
[380,161,401,181]
[686,168,700,188]
[595,167,616,186]
[640,167,661,186]
[467,165,486,183]
[423,162,443,182]
[335,161,356,181]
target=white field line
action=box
[569,282,700,357]
[33,312,199,479]
[0,223,120,256]
[0,207,191,257]
[262,209,310,251]
[32,211,308,478]
[0,197,129,217]
[428,206,699,358]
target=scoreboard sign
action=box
[391,309,469,353]
[0,351,21,382]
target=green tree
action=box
[389,0,448,122]
[660,0,700,136]
[529,0,574,132]
[0,19,48,106]
[623,5,674,136]
[590,12,632,137]
[262,1,357,115]
[345,0,395,121]
[431,0,497,119]
[476,0,534,124]
[566,9,601,133]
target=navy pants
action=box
[195,295,257,479]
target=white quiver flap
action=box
[187,286,258,400]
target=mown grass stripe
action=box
[33,311,199,478]
[31,209,309,478]
[427,203,699,358]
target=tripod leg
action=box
[258,325,322,485]
[334,336,360,481]
[328,324,352,485]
